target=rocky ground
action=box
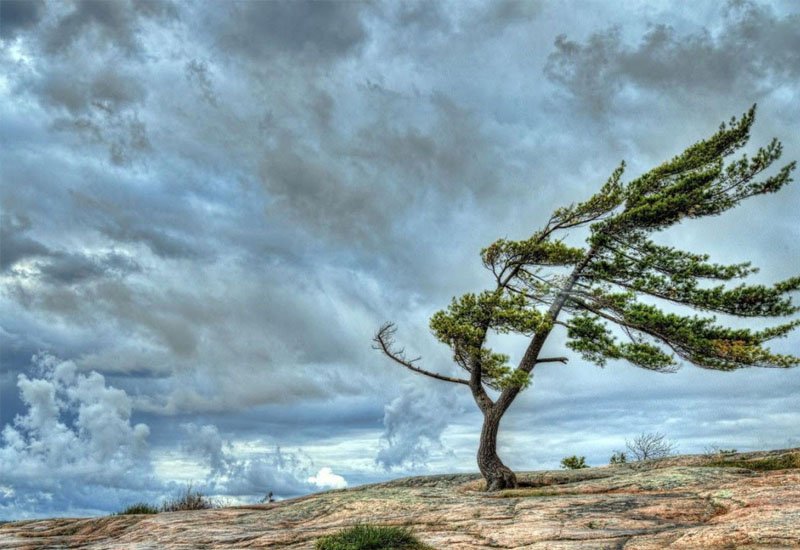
[2,448,799,549]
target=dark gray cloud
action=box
[1,214,140,283]
[256,89,512,255]
[478,0,543,33]
[208,0,367,62]
[3,1,168,166]
[65,189,204,260]
[33,66,147,114]
[392,1,452,34]
[0,214,50,271]
[42,0,177,55]
[1,0,798,520]
[184,59,217,107]
[0,0,45,38]
[97,217,200,259]
[38,251,140,285]
[545,1,800,112]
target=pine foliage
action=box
[425,106,799,392]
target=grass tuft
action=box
[315,524,433,550]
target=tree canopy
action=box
[375,106,799,490]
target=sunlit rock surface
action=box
[2,449,799,549]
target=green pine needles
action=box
[374,105,799,490]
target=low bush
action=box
[315,524,432,550]
[705,452,800,471]
[560,455,588,470]
[704,445,738,456]
[118,502,160,515]
[161,485,215,512]
[609,451,627,464]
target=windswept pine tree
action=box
[374,106,800,490]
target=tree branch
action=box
[535,357,569,364]
[567,296,689,360]
[495,249,598,414]
[373,323,470,386]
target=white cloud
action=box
[0,353,156,518]
[182,423,348,498]
[0,355,346,518]
[307,467,348,490]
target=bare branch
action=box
[626,432,677,461]
[373,323,470,386]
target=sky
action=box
[1,0,799,520]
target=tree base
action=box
[484,467,518,491]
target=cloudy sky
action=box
[1,0,799,519]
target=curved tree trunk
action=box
[477,410,517,491]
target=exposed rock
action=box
[2,448,799,549]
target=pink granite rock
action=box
[2,449,798,549]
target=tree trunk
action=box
[477,410,517,491]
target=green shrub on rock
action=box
[560,455,588,470]
[315,524,432,550]
[609,451,627,464]
[118,503,160,515]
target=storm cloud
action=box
[545,1,800,113]
[376,386,458,470]
[1,0,798,519]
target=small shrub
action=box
[161,484,215,512]
[118,502,159,515]
[560,455,588,470]
[704,445,737,456]
[315,524,432,550]
[705,452,800,471]
[609,451,627,464]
